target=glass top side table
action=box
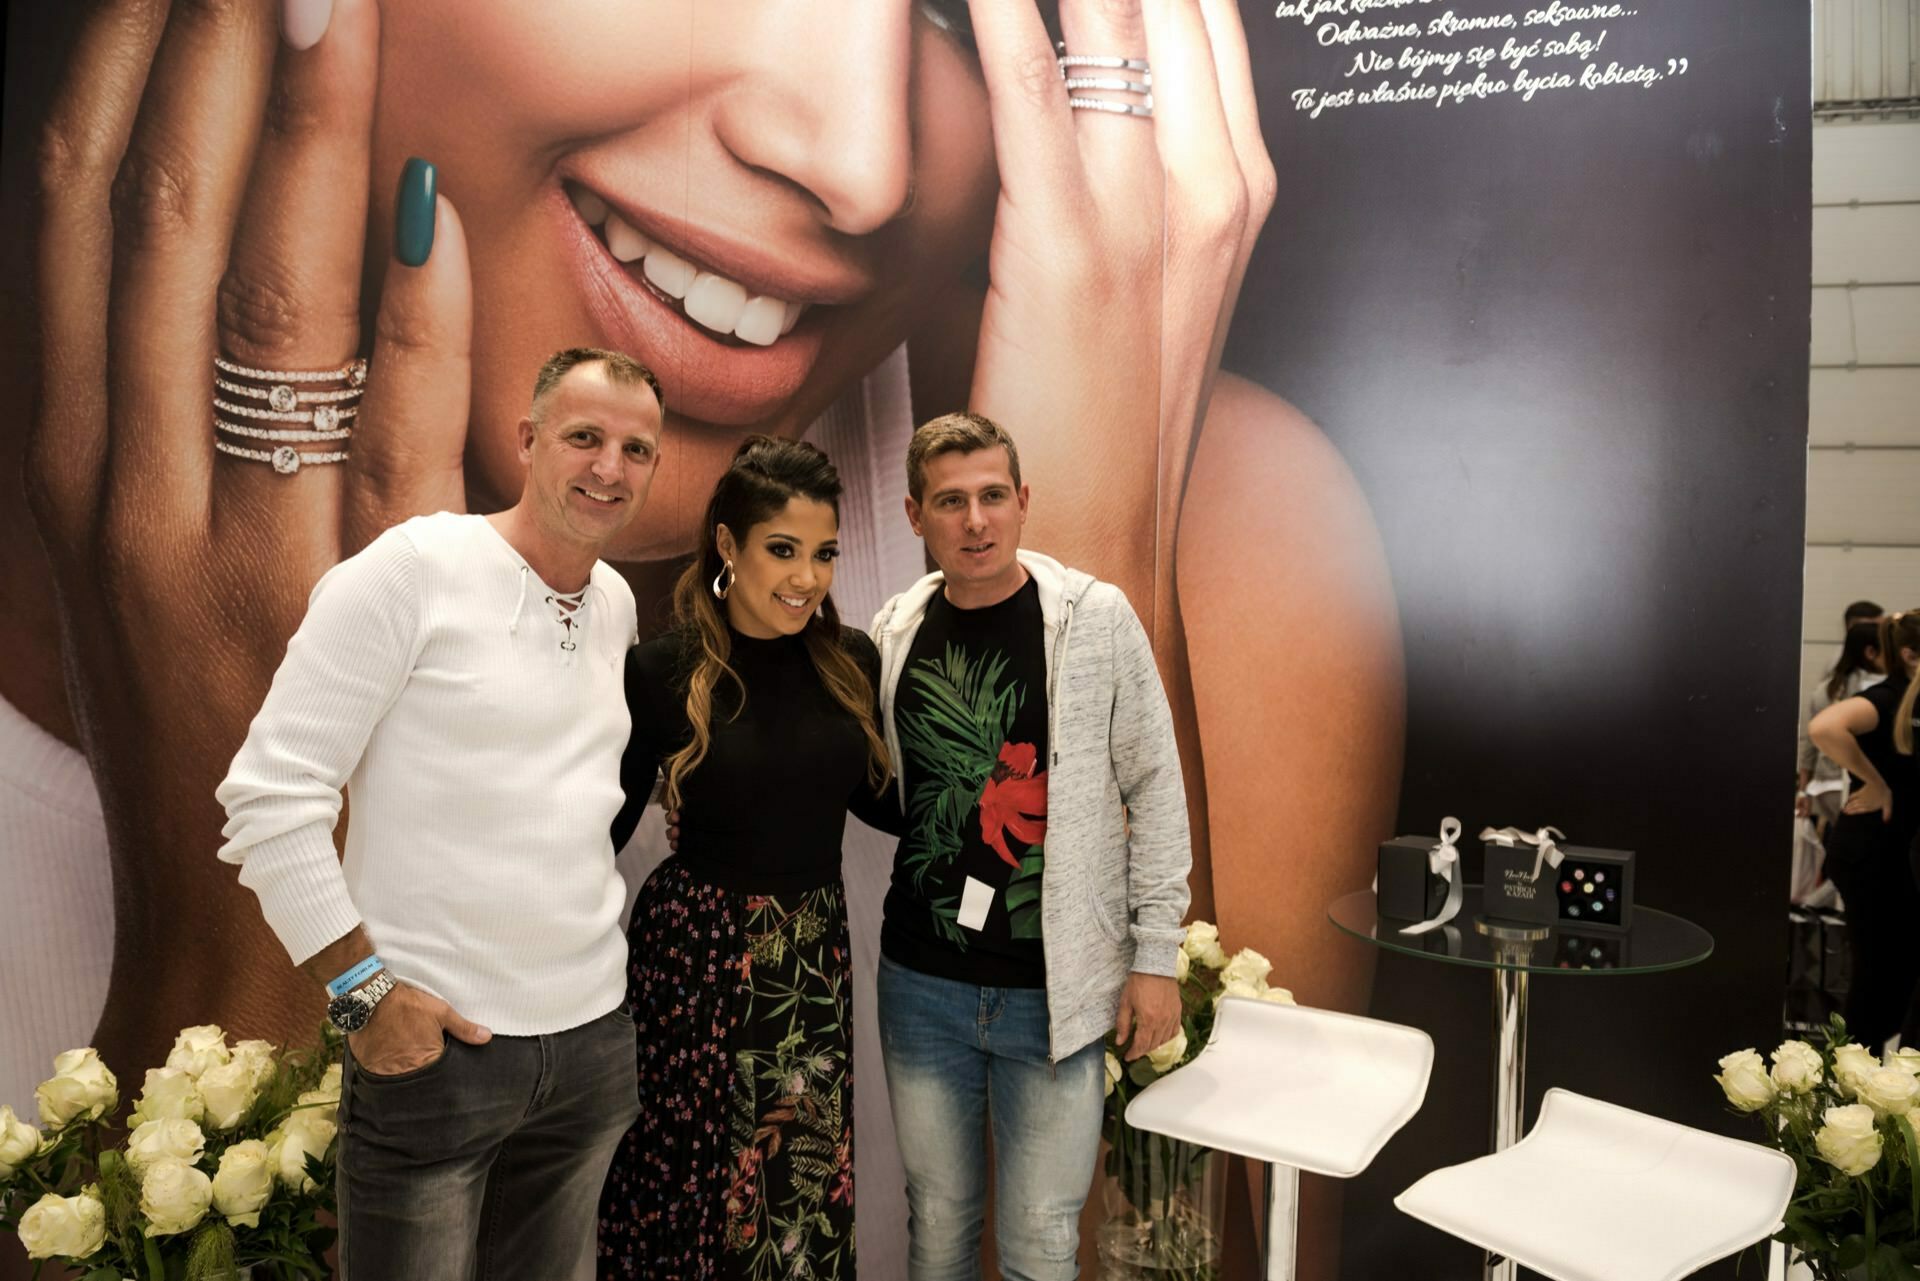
[1328,885,1713,1281]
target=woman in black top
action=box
[597,437,897,1280]
[1810,608,1920,1050]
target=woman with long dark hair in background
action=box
[1810,609,1920,1051]
[597,437,896,1279]
[1797,620,1886,833]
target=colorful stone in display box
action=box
[1481,825,1635,932]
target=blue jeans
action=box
[876,955,1105,1281]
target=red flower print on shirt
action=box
[979,742,1048,868]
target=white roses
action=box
[211,1140,275,1228]
[34,1048,119,1130]
[1713,1049,1776,1113]
[126,1117,208,1176]
[165,1024,232,1080]
[0,1104,42,1179]
[1212,946,1296,1007]
[1856,1064,1920,1118]
[1145,1028,1190,1073]
[197,1038,281,1130]
[1220,947,1273,991]
[140,1157,214,1236]
[128,1066,206,1126]
[196,1058,263,1131]
[17,1189,107,1260]
[11,1026,343,1272]
[1814,1102,1883,1176]
[1831,1043,1879,1099]
[1180,921,1229,970]
[266,1092,340,1195]
[1768,1040,1823,1094]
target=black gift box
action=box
[1377,835,1452,922]
[1485,838,1635,932]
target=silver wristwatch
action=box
[326,970,397,1034]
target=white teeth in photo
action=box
[605,212,650,264]
[735,296,788,347]
[684,272,750,334]
[640,243,697,300]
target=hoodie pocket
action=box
[1085,880,1128,946]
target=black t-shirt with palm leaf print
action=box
[881,577,1050,988]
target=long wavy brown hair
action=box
[1882,609,1919,756]
[661,435,891,810]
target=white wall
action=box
[1800,117,1920,707]
[1814,0,1919,103]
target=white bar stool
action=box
[1394,1088,1796,1281]
[1123,997,1435,1280]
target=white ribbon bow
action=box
[1479,824,1567,882]
[1399,816,1466,936]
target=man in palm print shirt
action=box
[870,413,1192,1280]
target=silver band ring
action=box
[214,378,364,407]
[215,416,354,443]
[214,398,360,427]
[1069,97,1155,118]
[1063,76,1152,95]
[214,440,351,474]
[215,355,368,386]
[1057,54,1150,73]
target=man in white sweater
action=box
[217,348,661,1279]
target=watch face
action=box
[328,992,373,1034]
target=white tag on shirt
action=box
[958,876,995,932]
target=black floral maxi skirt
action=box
[598,857,855,1280]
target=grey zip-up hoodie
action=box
[871,549,1193,1060]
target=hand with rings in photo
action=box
[957,0,1277,626]
[28,0,471,1066]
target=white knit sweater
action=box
[216,513,637,1035]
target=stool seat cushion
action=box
[1123,998,1434,1177]
[1394,1088,1796,1281]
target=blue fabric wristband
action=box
[326,955,384,999]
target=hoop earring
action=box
[711,560,735,600]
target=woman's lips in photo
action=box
[554,181,847,427]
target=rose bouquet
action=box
[1713,1015,1920,1280]
[1096,921,1296,1281]
[1,1025,342,1280]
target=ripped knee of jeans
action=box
[1009,1200,1080,1265]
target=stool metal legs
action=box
[1262,1161,1300,1280]
[1487,964,1531,1281]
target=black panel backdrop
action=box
[1231,0,1808,1275]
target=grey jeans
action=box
[336,1006,639,1280]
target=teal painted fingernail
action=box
[394,158,436,268]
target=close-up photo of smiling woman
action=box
[0,0,1402,1272]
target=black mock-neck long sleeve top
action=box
[613,623,899,894]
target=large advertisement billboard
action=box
[1,1,1806,1276]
